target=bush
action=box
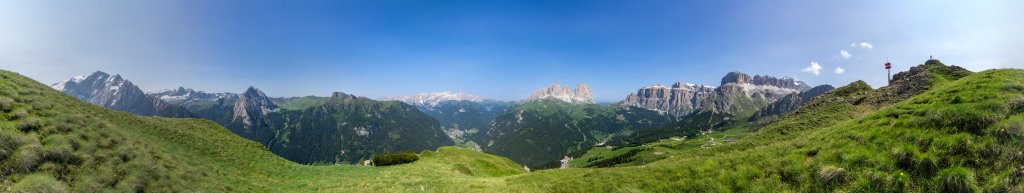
[10,174,69,193]
[371,152,419,166]
[935,167,978,193]
[817,166,847,186]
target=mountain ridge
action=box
[50,71,194,118]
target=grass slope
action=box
[2,66,1022,192]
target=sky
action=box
[1,0,1022,102]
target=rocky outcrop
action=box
[623,72,810,117]
[233,86,279,128]
[528,83,594,104]
[721,72,811,90]
[51,71,194,118]
[868,59,972,105]
[331,92,362,101]
[148,87,238,106]
[622,82,715,117]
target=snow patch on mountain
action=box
[380,91,485,107]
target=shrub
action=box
[817,166,847,186]
[371,151,418,166]
[935,167,978,193]
[10,174,69,193]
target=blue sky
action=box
[2,1,1021,102]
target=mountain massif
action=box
[528,83,595,104]
[622,72,810,118]
[50,71,194,118]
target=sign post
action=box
[885,59,892,83]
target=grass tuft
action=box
[934,167,978,193]
[10,174,69,193]
[817,165,847,186]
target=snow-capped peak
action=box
[380,91,485,107]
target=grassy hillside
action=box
[2,64,1021,192]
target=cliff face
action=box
[622,82,716,117]
[622,72,810,117]
[528,83,594,104]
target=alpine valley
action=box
[2,59,1022,192]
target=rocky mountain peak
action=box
[233,86,278,127]
[528,83,594,104]
[331,92,360,100]
[51,71,194,117]
[574,83,594,103]
[721,72,753,85]
[720,71,810,91]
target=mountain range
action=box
[4,59,1020,192]
[48,70,832,168]
[51,71,194,118]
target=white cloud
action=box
[839,50,851,59]
[851,42,873,49]
[802,62,823,75]
[834,67,846,74]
